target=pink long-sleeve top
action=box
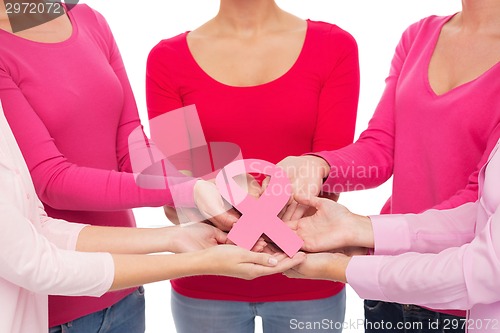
[347,138,500,331]
[316,15,500,317]
[317,14,500,214]
[0,104,114,333]
[0,4,192,326]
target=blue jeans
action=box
[364,301,464,333]
[171,288,346,333]
[48,286,145,333]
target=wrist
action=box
[350,214,374,248]
[302,155,331,180]
[326,253,350,283]
[195,248,220,275]
[162,226,181,253]
[178,250,211,276]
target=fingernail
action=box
[268,257,278,265]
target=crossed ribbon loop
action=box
[216,159,304,257]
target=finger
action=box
[261,176,270,191]
[293,195,323,210]
[271,252,290,263]
[245,252,281,267]
[263,242,282,255]
[263,252,307,272]
[246,176,264,198]
[283,218,298,231]
[209,211,239,231]
[278,205,287,219]
[213,228,228,244]
[283,268,305,279]
[261,243,280,255]
[225,238,236,245]
[289,204,310,221]
[251,238,268,252]
[281,201,299,222]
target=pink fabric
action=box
[216,159,304,256]
[147,20,359,302]
[316,14,500,317]
[316,14,500,215]
[347,139,500,331]
[0,103,114,333]
[0,5,190,326]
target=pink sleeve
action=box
[0,27,195,211]
[38,203,87,250]
[312,27,359,152]
[146,42,184,121]
[371,202,477,255]
[432,125,500,210]
[145,42,197,173]
[0,199,114,297]
[347,206,500,310]
[314,24,419,192]
[0,72,189,209]
[90,10,145,173]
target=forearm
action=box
[76,226,176,254]
[371,202,477,256]
[110,251,205,291]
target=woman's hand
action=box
[201,245,306,280]
[288,196,374,252]
[168,222,228,253]
[263,155,331,221]
[191,174,263,231]
[284,252,351,283]
[193,179,241,231]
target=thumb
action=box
[213,228,228,244]
[210,211,239,231]
[284,218,299,231]
[294,194,322,210]
[247,252,281,267]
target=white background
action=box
[80,1,461,332]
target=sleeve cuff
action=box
[98,253,115,296]
[370,214,411,255]
[346,255,387,301]
[169,178,199,207]
[42,218,89,251]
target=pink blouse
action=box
[348,139,500,331]
[0,103,114,333]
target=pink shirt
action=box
[0,5,193,326]
[348,138,500,331]
[317,15,500,316]
[0,103,114,333]
[318,14,500,214]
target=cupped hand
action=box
[203,245,306,280]
[170,222,228,253]
[193,179,241,231]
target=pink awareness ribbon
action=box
[216,159,304,257]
